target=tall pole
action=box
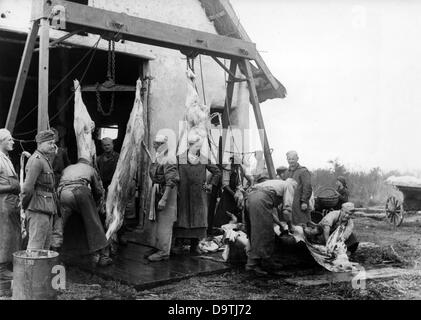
[243,59,276,179]
[38,18,50,132]
[6,20,40,133]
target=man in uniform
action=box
[285,150,313,225]
[21,130,57,250]
[96,137,119,192]
[55,157,112,267]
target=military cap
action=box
[35,129,56,143]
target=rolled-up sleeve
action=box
[343,219,354,240]
[206,164,221,186]
[282,182,295,214]
[319,211,339,228]
[163,163,179,188]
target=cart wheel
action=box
[385,196,404,228]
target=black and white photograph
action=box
[0,0,420,307]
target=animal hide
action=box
[74,79,96,161]
[105,79,144,240]
[177,68,210,156]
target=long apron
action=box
[247,189,280,261]
[0,175,21,264]
[175,162,208,239]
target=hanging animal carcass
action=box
[105,79,144,240]
[177,68,210,156]
[73,79,96,161]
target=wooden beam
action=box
[33,0,257,60]
[38,18,50,132]
[76,84,136,92]
[218,0,282,94]
[33,29,81,52]
[6,20,40,133]
[242,59,276,179]
[211,56,243,80]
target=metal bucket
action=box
[12,250,59,300]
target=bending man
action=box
[245,178,297,276]
[57,157,112,266]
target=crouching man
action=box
[55,158,112,267]
[305,202,359,254]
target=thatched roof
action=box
[199,0,287,103]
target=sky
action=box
[230,0,421,173]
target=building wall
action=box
[0,0,251,247]
[0,0,250,145]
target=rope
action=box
[49,36,101,123]
[14,36,102,136]
[14,36,103,128]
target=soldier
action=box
[285,150,313,225]
[21,130,57,250]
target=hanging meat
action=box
[74,79,96,161]
[105,79,144,240]
[177,68,210,155]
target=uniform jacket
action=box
[286,164,312,225]
[96,151,119,186]
[21,150,57,215]
[286,164,312,205]
[149,157,180,189]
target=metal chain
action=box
[97,39,116,116]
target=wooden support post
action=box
[138,61,152,228]
[221,59,237,164]
[242,59,276,179]
[6,20,40,133]
[38,18,50,132]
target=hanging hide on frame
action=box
[105,79,144,240]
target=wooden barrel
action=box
[12,250,59,300]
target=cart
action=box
[385,183,421,228]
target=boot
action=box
[189,239,203,256]
[0,263,13,281]
[147,250,169,262]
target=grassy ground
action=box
[55,213,421,300]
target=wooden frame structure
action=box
[6,0,277,178]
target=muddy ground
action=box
[55,213,421,300]
[2,213,420,300]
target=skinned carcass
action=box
[105,79,144,240]
[177,68,210,156]
[74,79,96,161]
